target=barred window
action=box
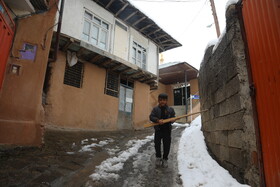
[105,71,119,97]
[63,62,84,88]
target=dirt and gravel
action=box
[0,126,186,187]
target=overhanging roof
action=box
[51,33,158,89]
[159,62,198,85]
[3,0,49,12]
[91,0,182,52]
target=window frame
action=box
[131,41,147,70]
[82,10,110,51]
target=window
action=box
[63,62,84,88]
[105,71,119,97]
[131,41,147,70]
[82,11,109,50]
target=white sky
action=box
[129,0,228,69]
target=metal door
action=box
[0,0,14,90]
[118,85,133,129]
[242,0,280,186]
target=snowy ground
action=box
[178,116,250,187]
[82,116,250,187]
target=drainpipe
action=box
[236,1,266,186]
[185,70,188,120]
[49,0,65,62]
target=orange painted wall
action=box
[0,2,57,146]
[189,79,200,117]
[45,51,119,130]
[149,82,173,110]
[133,81,150,129]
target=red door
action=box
[0,0,14,90]
[242,0,280,186]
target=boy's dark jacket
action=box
[149,105,175,131]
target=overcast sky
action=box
[129,0,228,69]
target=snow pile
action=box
[226,0,239,9]
[79,138,114,152]
[159,61,181,69]
[212,29,226,53]
[90,135,153,181]
[105,147,121,156]
[178,116,250,187]
[204,0,239,57]
[172,122,189,128]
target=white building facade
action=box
[43,0,181,131]
[59,0,159,75]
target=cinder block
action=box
[219,131,228,146]
[228,130,243,148]
[227,110,244,130]
[211,131,220,144]
[214,87,226,104]
[227,94,242,114]
[226,60,238,81]
[213,104,220,118]
[225,75,240,98]
[215,116,228,131]
[229,147,244,167]
[220,145,230,161]
[219,100,229,116]
[210,143,221,157]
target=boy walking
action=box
[149,93,176,168]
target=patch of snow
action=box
[79,138,114,152]
[89,135,153,182]
[212,29,226,53]
[81,139,89,145]
[159,61,182,69]
[172,122,189,127]
[66,152,75,155]
[105,147,121,156]
[205,39,218,52]
[79,143,99,152]
[178,115,250,187]
[98,140,109,146]
[226,0,239,10]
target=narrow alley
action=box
[0,0,279,186]
[0,125,185,187]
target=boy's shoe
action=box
[162,159,168,168]
[155,157,162,167]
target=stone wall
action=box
[199,5,259,186]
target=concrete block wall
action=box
[199,5,259,186]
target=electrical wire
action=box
[178,0,208,36]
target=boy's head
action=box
[158,93,168,107]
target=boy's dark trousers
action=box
[154,127,171,160]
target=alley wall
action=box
[199,5,259,187]
[0,2,57,145]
